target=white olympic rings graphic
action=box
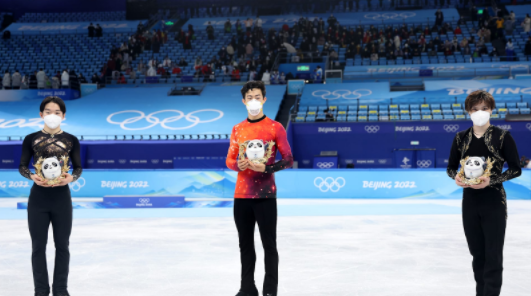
[139,198,151,204]
[526,123,531,131]
[364,12,416,20]
[416,160,432,168]
[314,177,346,192]
[68,177,86,192]
[365,125,380,133]
[312,89,372,100]
[443,124,460,133]
[316,162,335,169]
[107,109,224,131]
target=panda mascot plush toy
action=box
[464,156,487,179]
[41,157,63,180]
[246,140,266,164]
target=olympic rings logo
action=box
[314,177,346,192]
[364,12,416,20]
[139,198,150,204]
[316,162,335,169]
[311,89,372,100]
[443,124,460,133]
[68,177,86,192]
[106,109,224,131]
[365,125,380,133]
[416,160,432,168]
[526,123,531,131]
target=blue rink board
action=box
[0,169,529,199]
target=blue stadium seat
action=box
[433,115,444,120]
[410,104,420,110]
[347,116,357,122]
[452,103,462,109]
[508,108,520,114]
[517,102,528,108]
[441,104,451,110]
[506,102,517,109]
[411,115,421,120]
[421,104,430,110]
[495,103,506,109]
[443,115,455,120]
[379,110,389,116]
[369,105,378,110]
[368,115,378,121]
[455,115,466,120]
[336,116,347,122]
[520,108,530,114]
[442,110,453,115]
[399,104,409,110]
[430,104,441,110]
[422,115,433,120]
[400,115,411,120]
[379,105,388,111]
[358,111,368,116]
[295,117,305,122]
[357,116,368,121]
[349,105,358,111]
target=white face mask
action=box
[43,114,63,129]
[246,99,263,116]
[470,110,490,127]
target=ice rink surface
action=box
[1,198,530,296]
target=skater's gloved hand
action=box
[237,158,249,171]
[53,172,74,187]
[469,176,490,190]
[31,174,51,187]
[455,175,469,188]
[247,160,266,173]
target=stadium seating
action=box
[293,101,528,122]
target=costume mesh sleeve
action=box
[490,133,521,185]
[19,135,34,180]
[69,136,83,181]
[446,134,460,180]
[264,124,294,174]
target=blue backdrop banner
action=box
[184,9,459,28]
[0,169,529,199]
[300,82,393,105]
[0,89,80,102]
[0,85,285,137]
[291,121,531,169]
[5,20,146,35]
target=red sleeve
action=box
[264,123,293,173]
[226,126,240,171]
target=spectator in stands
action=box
[118,73,126,84]
[12,70,21,89]
[231,68,241,81]
[472,48,480,58]
[327,14,337,28]
[279,72,286,84]
[525,38,531,55]
[78,73,87,84]
[95,24,102,37]
[91,74,101,85]
[29,71,37,89]
[172,64,182,76]
[178,57,188,67]
[261,69,270,84]
[2,70,11,89]
[506,38,515,54]
[147,66,156,77]
[255,16,263,28]
[489,47,498,57]
[505,17,515,36]
[69,70,79,91]
[137,22,144,34]
[225,19,232,34]
[458,15,466,27]
[61,70,69,88]
[435,9,444,27]
[245,43,254,58]
[454,26,462,35]
[163,56,171,67]
[476,37,485,48]
[88,23,95,37]
[245,18,253,33]
[183,32,192,50]
[206,22,215,40]
[36,68,47,89]
[495,17,504,39]
[194,56,203,71]
[523,14,531,33]
[329,49,339,61]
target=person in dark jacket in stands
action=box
[29,71,38,89]
[91,73,101,84]
[12,70,21,89]
[95,24,102,37]
[88,23,95,37]
[78,73,88,84]
[525,37,531,56]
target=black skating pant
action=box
[234,198,278,295]
[28,184,73,293]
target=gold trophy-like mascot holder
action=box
[238,140,276,165]
[457,156,494,186]
[33,155,71,186]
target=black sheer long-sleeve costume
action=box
[19,131,83,182]
[446,124,521,296]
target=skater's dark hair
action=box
[465,90,495,112]
[241,80,266,99]
[40,96,66,114]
